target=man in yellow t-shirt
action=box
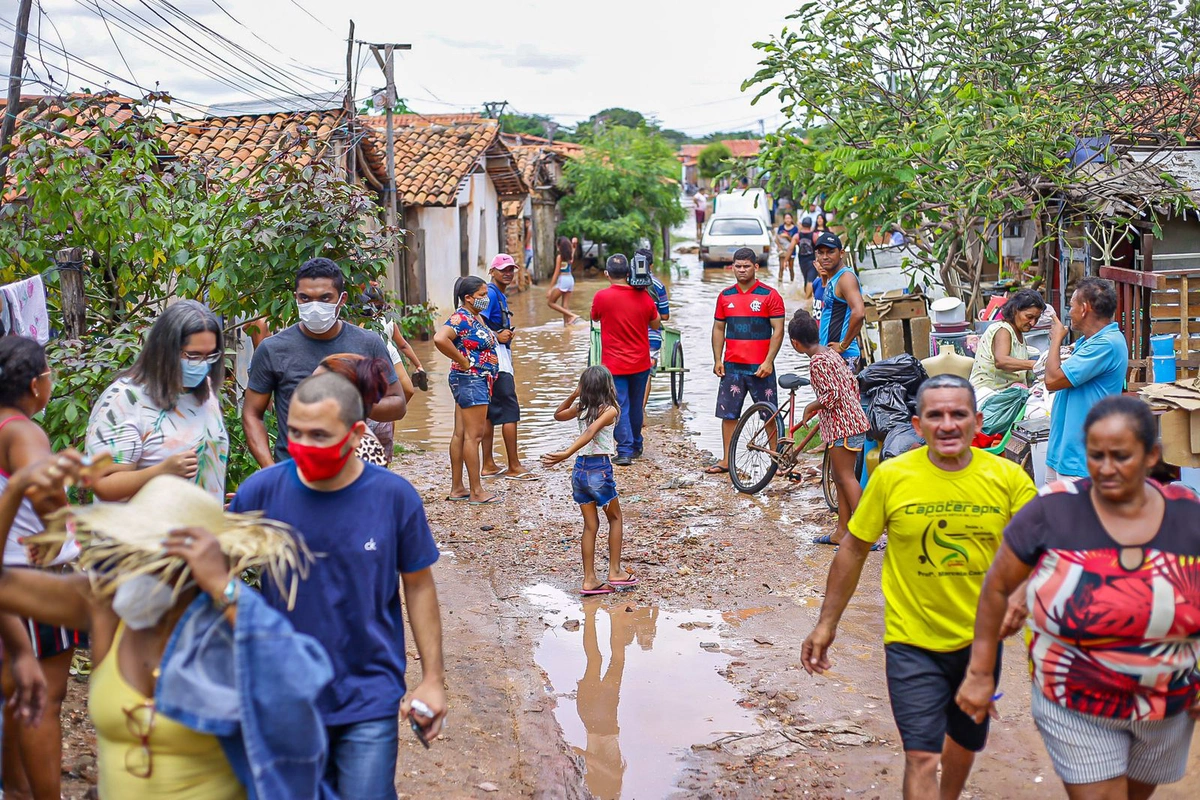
[801,374,1035,800]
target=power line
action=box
[89,0,139,89]
[203,0,343,81]
[285,0,335,34]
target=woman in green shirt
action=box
[970,289,1046,392]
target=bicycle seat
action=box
[778,373,810,390]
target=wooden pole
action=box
[367,42,411,303]
[54,247,86,339]
[344,20,355,182]
[0,0,34,186]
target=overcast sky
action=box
[1,0,797,136]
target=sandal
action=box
[704,464,730,475]
[812,534,838,545]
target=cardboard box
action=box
[910,316,932,360]
[1161,409,1200,468]
[865,296,928,323]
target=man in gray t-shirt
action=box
[243,258,403,466]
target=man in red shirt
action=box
[708,247,786,474]
[591,253,661,465]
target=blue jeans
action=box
[448,371,490,408]
[611,370,650,458]
[571,455,618,506]
[324,716,399,800]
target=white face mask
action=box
[298,300,339,334]
[111,575,177,630]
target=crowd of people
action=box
[0,223,1195,800]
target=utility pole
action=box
[364,41,412,302]
[0,0,34,186]
[344,20,355,182]
[483,101,508,120]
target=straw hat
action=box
[27,475,312,609]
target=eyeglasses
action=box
[123,699,156,778]
[181,351,223,366]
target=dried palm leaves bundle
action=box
[26,475,313,609]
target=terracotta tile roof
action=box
[2,93,138,150]
[359,118,528,206]
[2,93,139,202]
[677,139,762,162]
[499,132,583,158]
[160,109,348,179]
[360,113,485,128]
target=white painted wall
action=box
[419,205,460,315]
[458,172,501,277]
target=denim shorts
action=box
[832,431,866,451]
[448,371,490,409]
[571,455,618,507]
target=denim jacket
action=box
[155,589,339,800]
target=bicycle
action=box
[728,373,825,494]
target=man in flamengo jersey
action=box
[707,247,785,475]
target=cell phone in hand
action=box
[408,698,433,749]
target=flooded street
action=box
[524,584,753,800]
[396,247,821,459]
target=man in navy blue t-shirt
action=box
[480,253,534,480]
[230,372,445,800]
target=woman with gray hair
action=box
[86,300,229,501]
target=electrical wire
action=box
[203,0,343,81]
[148,0,336,98]
[78,1,296,108]
[285,0,336,34]
[88,0,140,89]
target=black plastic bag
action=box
[857,354,929,399]
[881,425,925,461]
[867,384,911,441]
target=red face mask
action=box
[288,428,356,482]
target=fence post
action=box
[54,247,86,339]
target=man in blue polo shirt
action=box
[230,372,447,800]
[708,247,785,474]
[1044,277,1128,480]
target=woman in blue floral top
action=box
[434,276,501,504]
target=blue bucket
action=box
[1152,354,1178,383]
[1150,334,1176,357]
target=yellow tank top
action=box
[88,622,246,800]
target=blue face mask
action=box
[180,359,210,389]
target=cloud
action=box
[506,50,583,73]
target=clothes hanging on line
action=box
[0,275,50,345]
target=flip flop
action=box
[481,469,507,479]
[812,534,838,545]
[581,584,614,596]
[505,472,540,482]
[609,576,640,587]
[704,464,730,474]
[469,496,503,505]
[446,495,470,502]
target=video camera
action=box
[628,251,653,288]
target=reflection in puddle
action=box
[524,584,754,799]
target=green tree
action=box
[746,0,1199,304]
[697,142,733,179]
[559,125,687,259]
[0,93,402,484]
[499,112,556,139]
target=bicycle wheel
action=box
[730,402,785,494]
[670,342,684,406]
[821,446,839,513]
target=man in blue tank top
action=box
[815,232,866,371]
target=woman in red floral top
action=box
[434,276,500,504]
[958,396,1200,795]
[788,310,869,544]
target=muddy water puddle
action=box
[522,583,755,799]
